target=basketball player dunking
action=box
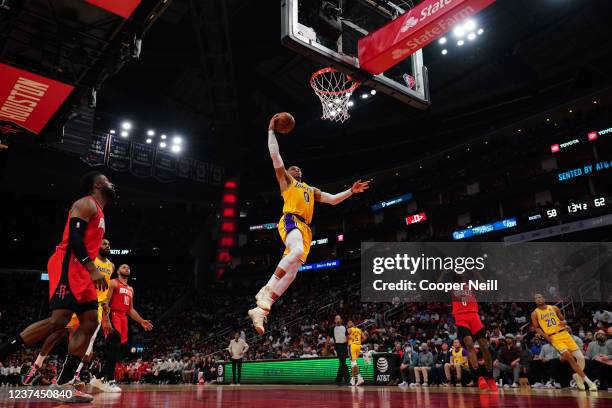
[0,171,113,403]
[22,239,114,387]
[90,264,153,393]
[532,293,597,391]
[248,113,370,334]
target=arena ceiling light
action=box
[121,121,132,130]
[347,101,354,107]
[146,138,152,144]
[120,130,129,137]
[441,49,448,55]
[161,134,167,140]
[464,20,476,31]
[172,136,182,144]
[447,20,483,49]
[171,145,181,153]
[159,141,167,148]
[147,130,155,136]
[109,129,116,134]
[453,26,465,38]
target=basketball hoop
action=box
[310,67,360,123]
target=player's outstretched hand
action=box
[141,320,153,331]
[268,113,280,131]
[351,179,371,193]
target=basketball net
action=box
[310,67,360,123]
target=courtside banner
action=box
[358,0,496,74]
[0,64,74,134]
[85,0,142,19]
[361,242,611,303]
[219,357,374,385]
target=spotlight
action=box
[147,130,155,136]
[439,37,447,45]
[477,28,484,35]
[457,40,465,46]
[441,49,448,55]
[593,100,598,104]
[161,134,167,140]
[121,121,132,130]
[464,20,476,31]
[453,26,465,38]
[370,89,377,95]
[546,118,550,122]
[569,109,573,113]
[159,142,167,148]
[171,145,181,153]
[173,136,182,144]
[146,138,152,144]
[467,33,476,41]
[360,93,369,99]
[109,129,116,134]
[120,131,129,137]
[347,101,354,107]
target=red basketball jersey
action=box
[451,289,479,315]
[109,279,133,313]
[56,196,105,261]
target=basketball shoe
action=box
[248,307,268,335]
[255,286,274,311]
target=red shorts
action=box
[110,311,129,344]
[48,250,97,314]
[454,312,484,337]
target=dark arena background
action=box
[1,0,611,407]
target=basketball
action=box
[275,112,295,134]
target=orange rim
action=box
[310,67,361,96]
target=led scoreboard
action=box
[544,197,607,219]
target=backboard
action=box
[281,0,430,109]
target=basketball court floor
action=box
[1,385,610,408]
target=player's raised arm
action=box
[314,179,370,205]
[268,114,291,192]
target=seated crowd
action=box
[1,274,610,390]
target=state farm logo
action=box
[376,357,389,373]
[400,16,418,33]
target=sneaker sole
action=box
[247,310,265,335]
